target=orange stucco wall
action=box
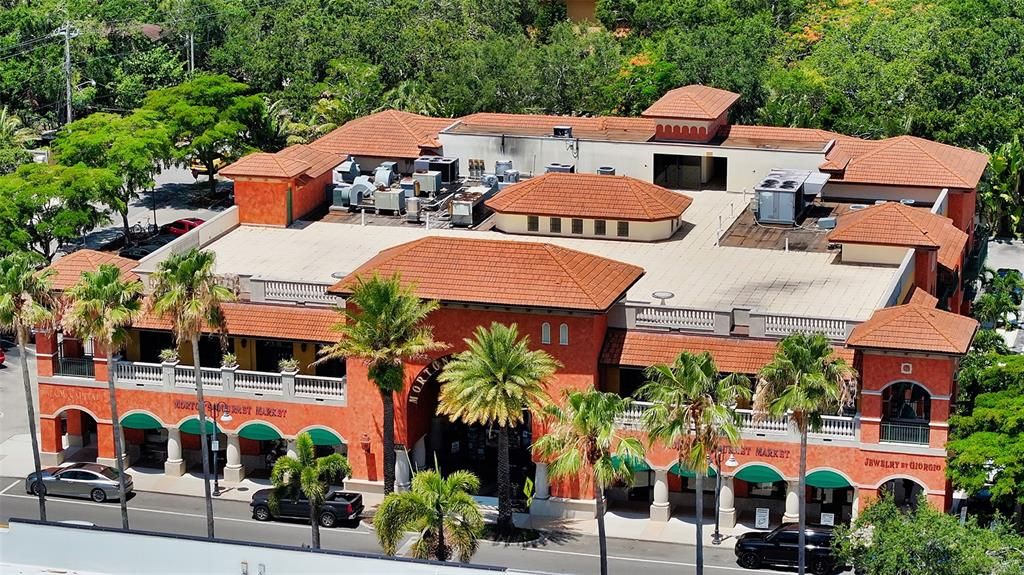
[233,172,331,226]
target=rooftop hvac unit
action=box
[334,156,360,184]
[375,188,407,214]
[875,200,887,205]
[900,199,916,205]
[374,165,397,187]
[753,169,812,225]
[406,196,421,223]
[597,166,616,176]
[428,157,459,184]
[413,171,442,195]
[332,183,353,207]
[817,217,837,230]
[502,169,520,183]
[545,162,575,174]
[413,156,433,172]
[495,159,513,179]
[849,204,870,211]
[553,125,573,138]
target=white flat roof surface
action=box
[205,191,898,320]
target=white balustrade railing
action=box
[115,361,162,386]
[174,366,222,389]
[257,279,337,306]
[736,408,789,434]
[294,375,346,401]
[614,401,653,430]
[635,306,716,331]
[809,415,858,439]
[762,314,850,340]
[234,370,283,395]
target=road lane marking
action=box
[523,547,776,573]
[0,492,370,535]
[0,480,20,495]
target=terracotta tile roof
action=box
[133,302,341,342]
[328,236,644,312]
[719,125,850,152]
[828,202,968,269]
[447,113,655,142]
[908,287,939,308]
[45,250,139,291]
[641,85,740,120]
[824,135,988,189]
[847,303,977,355]
[310,110,454,159]
[600,329,855,374]
[220,145,344,180]
[485,173,692,221]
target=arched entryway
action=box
[120,411,167,469]
[806,468,855,525]
[406,357,535,501]
[237,421,287,479]
[176,416,222,475]
[732,463,787,527]
[879,476,926,507]
[58,407,99,463]
[881,381,932,445]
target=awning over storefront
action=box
[121,413,163,430]
[179,418,218,436]
[306,428,342,446]
[670,463,717,478]
[735,464,784,484]
[239,423,282,441]
[611,454,651,473]
[806,470,851,489]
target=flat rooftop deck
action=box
[204,191,899,321]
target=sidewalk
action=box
[0,432,755,546]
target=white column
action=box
[783,480,800,523]
[395,448,412,492]
[851,488,860,521]
[651,468,671,521]
[286,438,298,459]
[534,463,550,500]
[719,475,736,528]
[224,433,244,482]
[164,427,186,476]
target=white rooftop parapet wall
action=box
[0,520,525,575]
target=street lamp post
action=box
[213,402,232,494]
[712,451,740,545]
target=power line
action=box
[0,34,57,56]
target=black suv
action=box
[735,523,841,574]
[251,488,363,528]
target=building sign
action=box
[408,356,453,406]
[724,446,793,460]
[173,399,287,419]
[864,457,942,472]
[755,508,770,529]
[820,512,835,526]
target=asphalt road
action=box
[0,477,778,575]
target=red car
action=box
[0,347,6,366]
[162,218,205,237]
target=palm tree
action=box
[316,273,443,494]
[638,351,750,575]
[150,248,234,538]
[531,388,645,575]
[268,432,351,549]
[0,253,56,521]
[754,332,857,575]
[437,322,559,535]
[375,467,484,562]
[63,263,142,530]
[0,105,37,148]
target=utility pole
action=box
[53,22,78,125]
[187,32,194,75]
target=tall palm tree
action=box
[638,351,750,575]
[150,248,234,539]
[63,264,142,530]
[754,332,857,575]
[532,388,645,575]
[316,273,443,494]
[0,253,55,521]
[375,467,484,562]
[437,322,559,535]
[268,432,351,549]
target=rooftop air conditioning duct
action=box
[553,125,573,138]
[849,204,869,211]
[597,166,616,176]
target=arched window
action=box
[541,322,551,345]
[559,323,569,346]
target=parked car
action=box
[162,217,205,237]
[0,347,5,366]
[735,523,842,574]
[118,243,161,260]
[25,462,133,503]
[250,488,363,527]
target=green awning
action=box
[306,428,342,446]
[239,423,282,441]
[670,463,717,478]
[611,454,651,473]
[121,413,163,430]
[735,464,784,484]
[806,470,851,489]
[179,418,218,436]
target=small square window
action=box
[549,218,561,233]
[617,221,629,237]
[571,219,583,234]
[595,220,606,235]
[527,215,539,232]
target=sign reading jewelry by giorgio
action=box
[173,399,287,418]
